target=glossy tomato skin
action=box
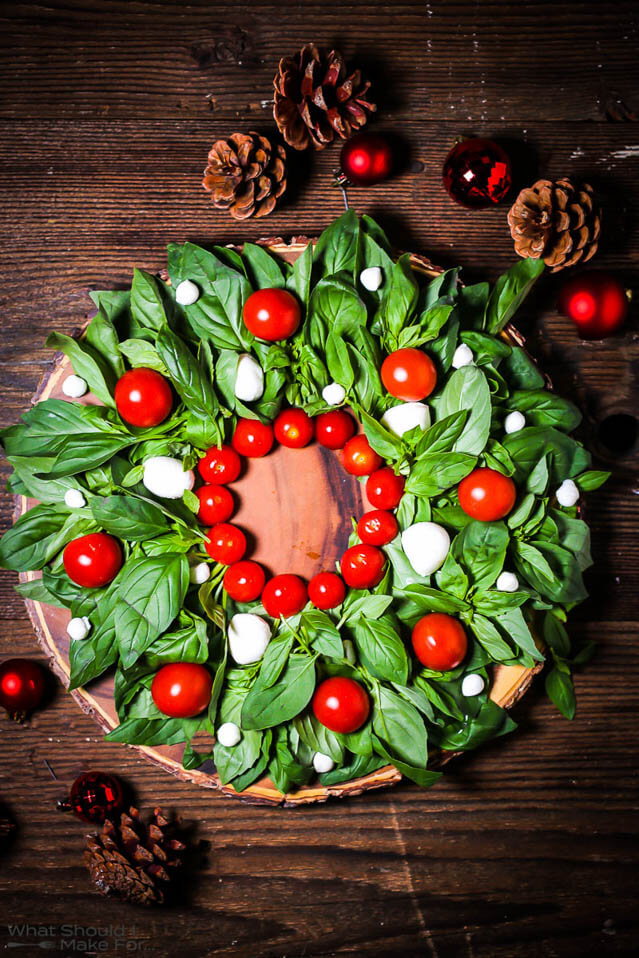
[63,533,123,588]
[341,544,386,589]
[151,663,213,718]
[262,574,308,618]
[308,572,346,610]
[196,485,234,525]
[0,659,46,714]
[243,288,301,341]
[223,560,265,602]
[357,510,399,546]
[381,348,437,401]
[274,408,314,448]
[458,467,516,521]
[315,410,356,450]
[312,677,370,733]
[197,444,241,484]
[342,435,383,476]
[411,613,468,671]
[366,467,405,509]
[204,523,247,565]
[114,368,173,427]
[232,418,274,458]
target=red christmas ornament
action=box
[443,138,512,208]
[58,771,125,824]
[0,658,46,719]
[339,133,394,186]
[558,271,630,339]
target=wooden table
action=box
[1,2,638,955]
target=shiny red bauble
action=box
[63,533,123,588]
[312,677,370,733]
[59,771,125,824]
[151,663,213,718]
[558,271,629,339]
[443,138,512,209]
[114,368,173,427]
[308,572,346,610]
[340,133,394,186]
[340,544,386,589]
[0,658,47,717]
[262,574,308,618]
[196,485,234,525]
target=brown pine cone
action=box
[274,43,377,151]
[83,807,185,906]
[507,178,601,272]
[202,132,286,220]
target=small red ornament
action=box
[443,138,512,209]
[339,133,394,186]
[0,658,46,719]
[558,271,630,339]
[58,771,124,824]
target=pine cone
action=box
[507,178,601,272]
[202,132,286,220]
[273,43,377,151]
[83,807,185,906]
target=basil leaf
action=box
[293,714,344,763]
[453,520,509,591]
[156,326,218,417]
[543,613,571,657]
[0,506,83,572]
[318,752,388,786]
[131,269,168,332]
[257,630,294,689]
[484,259,545,334]
[90,495,168,541]
[360,408,403,460]
[430,699,517,750]
[576,470,610,491]
[507,390,582,432]
[501,346,545,390]
[6,456,78,504]
[460,330,511,365]
[371,735,441,788]
[413,410,468,457]
[351,615,409,684]
[241,654,316,730]
[504,427,591,483]
[241,243,285,289]
[106,716,203,745]
[301,610,343,658]
[372,686,428,767]
[406,451,476,497]
[435,551,469,600]
[15,576,61,605]
[287,243,313,306]
[494,607,543,661]
[437,366,491,455]
[313,210,359,277]
[545,667,576,719]
[119,339,169,375]
[341,593,393,622]
[46,331,116,407]
[383,254,419,342]
[144,615,209,666]
[85,308,125,378]
[470,613,514,661]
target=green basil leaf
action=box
[543,612,571,657]
[507,390,582,432]
[313,210,359,278]
[437,366,491,455]
[545,666,576,719]
[287,243,313,306]
[383,254,419,341]
[406,451,476,497]
[90,495,168,541]
[119,339,169,375]
[241,654,316,730]
[501,346,545,390]
[131,269,168,332]
[0,506,83,572]
[430,699,517,750]
[575,470,610,491]
[452,520,509,591]
[318,752,388,786]
[352,615,409,684]
[503,427,591,483]
[435,550,469,600]
[258,630,295,689]
[341,593,393,622]
[470,613,514,661]
[414,410,468,457]
[360,408,403,460]
[85,308,125,379]
[293,713,344,763]
[156,326,218,416]
[241,243,285,289]
[494,607,543,661]
[46,331,116,407]
[484,258,545,334]
[372,686,428,767]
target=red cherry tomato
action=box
[458,467,516,521]
[196,485,234,525]
[151,663,213,718]
[342,435,383,476]
[312,677,370,733]
[232,418,274,458]
[274,408,314,448]
[411,613,468,671]
[308,572,346,610]
[315,410,356,450]
[381,348,437,401]
[63,533,123,588]
[197,444,241,484]
[223,560,266,602]
[340,544,386,589]
[0,659,46,715]
[357,510,399,546]
[262,574,308,618]
[204,523,247,565]
[366,467,405,509]
[242,288,301,341]
[114,368,173,428]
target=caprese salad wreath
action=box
[0,212,606,794]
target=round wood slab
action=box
[15,238,542,806]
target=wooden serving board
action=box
[15,238,543,806]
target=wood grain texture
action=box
[0,1,638,955]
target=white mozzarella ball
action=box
[67,616,91,641]
[322,382,347,406]
[461,673,485,697]
[216,722,242,748]
[189,562,211,585]
[452,344,474,369]
[359,266,383,291]
[401,522,450,577]
[381,402,431,438]
[504,411,526,434]
[228,613,272,665]
[142,456,195,499]
[62,374,88,398]
[64,488,87,509]
[496,571,519,593]
[175,279,200,306]
[234,353,264,402]
[556,479,580,508]
[313,752,335,774]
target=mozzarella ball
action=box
[228,613,272,665]
[313,752,335,774]
[359,266,383,291]
[142,456,195,499]
[496,571,520,593]
[504,411,526,434]
[461,673,485,697]
[189,562,211,585]
[556,479,580,507]
[67,616,91,641]
[216,722,242,748]
[175,279,200,306]
[322,382,347,406]
[401,522,450,577]
[64,488,87,509]
[62,374,88,398]
[234,353,264,402]
[381,402,431,438]
[452,344,474,369]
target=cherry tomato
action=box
[114,368,173,428]
[232,418,274,458]
[0,659,46,715]
[63,533,123,588]
[342,435,383,476]
[242,288,301,341]
[366,467,405,509]
[340,544,386,589]
[312,677,370,733]
[196,485,234,525]
[458,467,516,521]
[381,348,437,401]
[262,574,308,618]
[151,662,213,718]
[357,510,399,546]
[197,444,241,484]
[411,613,468,671]
[274,408,314,448]
[308,572,346,610]
[315,410,356,450]
[223,560,266,602]
[204,523,247,565]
